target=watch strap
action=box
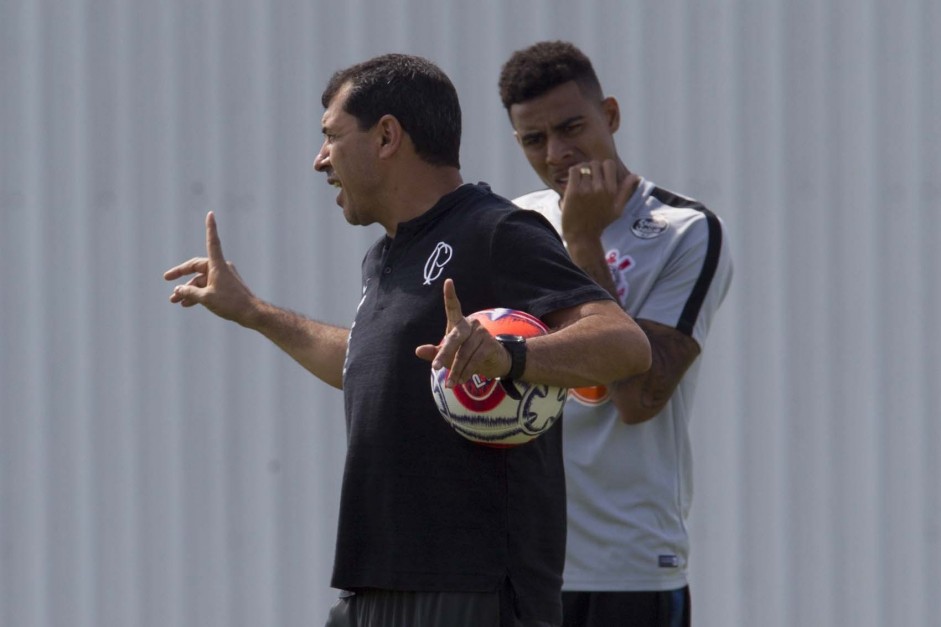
[496,335,527,382]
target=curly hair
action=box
[322,53,461,168]
[498,41,603,111]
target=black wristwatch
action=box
[496,334,527,382]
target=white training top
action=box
[514,178,733,591]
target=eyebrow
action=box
[519,115,584,138]
[320,112,336,135]
[551,115,584,132]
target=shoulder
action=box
[450,182,518,221]
[453,184,560,238]
[513,188,560,217]
[634,181,728,247]
[513,188,559,210]
[639,182,734,296]
[512,188,562,234]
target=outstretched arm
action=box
[164,212,348,389]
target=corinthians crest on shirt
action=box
[605,248,635,305]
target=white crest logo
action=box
[423,242,453,285]
[631,215,669,239]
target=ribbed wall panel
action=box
[1,1,938,625]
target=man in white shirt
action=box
[499,40,734,627]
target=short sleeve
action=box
[636,213,733,346]
[488,209,613,320]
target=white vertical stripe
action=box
[827,2,883,626]
[14,0,49,625]
[875,3,928,626]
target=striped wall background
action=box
[1,1,938,625]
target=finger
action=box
[415,344,440,363]
[171,284,201,305]
[587,160,605,191]
[432,316,478,371]
[602,160,619,194]
[164,257,209,280]
[571,163,591,185]
[185,274,207,288]
[206,211,226,264]
[432,337,456,372]
[613,170,637,211]
[442,279,465,332]
[445,331,488,386]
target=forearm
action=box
[526,301,651,388]
[609,319,701,424]
[244,299,348,389]
[608,367,670,425]
[564,236,619,300]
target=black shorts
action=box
[324,588,558,627]
[561,587,691,627]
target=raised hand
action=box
[414,279,511,387]
[163,211,258,325]
[560,160,638,239]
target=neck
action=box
[382,165,464,237]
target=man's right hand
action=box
[559,159,637,241]
[164,211,258,327]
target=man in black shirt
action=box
[165,53,651,627]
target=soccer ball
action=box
[430,308,567,447]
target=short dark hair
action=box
[498,41,603,111]
[322,53,461,168]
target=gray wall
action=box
[1,1,939,625]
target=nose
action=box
[545,135,572,166]
[313,140,329,172]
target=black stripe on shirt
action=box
[650,186,723,337]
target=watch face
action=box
[496,334,526,343]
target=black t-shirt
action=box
[333,183,612,624]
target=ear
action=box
[376,114,403,158]
[601,96,621,134]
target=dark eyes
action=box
[521,135,544,148]
[520,122,582,148]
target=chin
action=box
[343,208,375,228]
[342,210,360,226]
